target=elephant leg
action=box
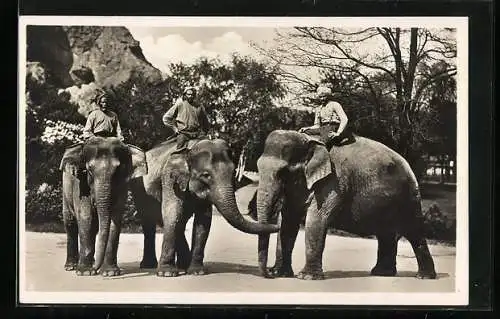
[100,212,123,277]
[138,197,160,269]
[402,211,437,279]
[297,216,328,280]
[140,218,158,269]
[270,233,283,273]
[76,200,98,276]
[297,193,340,280]
[157,197,184,277]
[405,233,437,279]
[270,210,301,278]
[298,189,342,280]
[187,203,212,275]
[131,179,160,269]
[371,232,398,276]
[63,209,78,271]
[175,211,192,273]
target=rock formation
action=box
[26,25,163,116]
[62,26,162,88]
[26,25,162,88]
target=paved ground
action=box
[21,217,456,293]
[20,185,458,304]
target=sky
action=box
[124,25,457,109]
[127,27,284,74]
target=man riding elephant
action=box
[299,85,354,148]
[162,86,210,153]
[82,91,125,141]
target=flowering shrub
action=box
[40,119,84,144]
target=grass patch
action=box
[421,183,456,219]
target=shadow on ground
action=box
[111,261,449,280]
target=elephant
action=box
[254,129,437,280]
[129,137,280,277]
[59,136,147,276]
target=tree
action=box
[109,54,287,170]
[254,27,457,167]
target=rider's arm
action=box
[309,108,321,129]
[299,108,320,132]
[115,114,124,141]
[82,111,97,139]
[331,102,348,134]
[162,100,180,133]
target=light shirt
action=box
[82,108,123,139]
[162,99,209,135]
[314,101,343,125]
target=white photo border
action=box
[17,15,469,306]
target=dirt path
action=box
[20,185,459,304]
[21,215,456,295]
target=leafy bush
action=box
[25,185,63,224]
[25,187,142,231]
[422,203,456,242]
[122,191,141,230]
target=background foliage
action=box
[25,43,456,243]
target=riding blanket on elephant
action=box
[60,139,147,178]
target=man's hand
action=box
[298,127,308,133]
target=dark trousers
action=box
[175,131,207,151]
[176,133,190,150]
[304,123,353,148]
[94,131,116,138]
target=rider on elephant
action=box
[162,86,210,152]
[299,86,353,148]
[82,91,125,142]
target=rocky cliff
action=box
[26,25,163,116]
[27,25,162,88]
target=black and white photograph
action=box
[18,16,468,305]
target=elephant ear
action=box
[59,143,84,176]
[126,144,148,180]
[168,153,190,192]
[304,141,333,190]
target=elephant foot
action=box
[157,266,180,277]
[187,265,207,276]
[76,266,98,276]
[100,266,122,277]
[176,258,191,272]
[371,265,397,277]
[270,265,294,278]
[416,270,437,280]
[64,262,77,271]
[258,266,275,279]
[140,258,158,269]
[297,269,325,280]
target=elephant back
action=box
[331,136,416,185]
[141,137,204,188]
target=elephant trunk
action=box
[93,180,113,270]
[210,186,280,235]
[256,178,282,278]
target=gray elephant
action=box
[255,130,437,280]
[129,137,280,277]
[60,137,147,276]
